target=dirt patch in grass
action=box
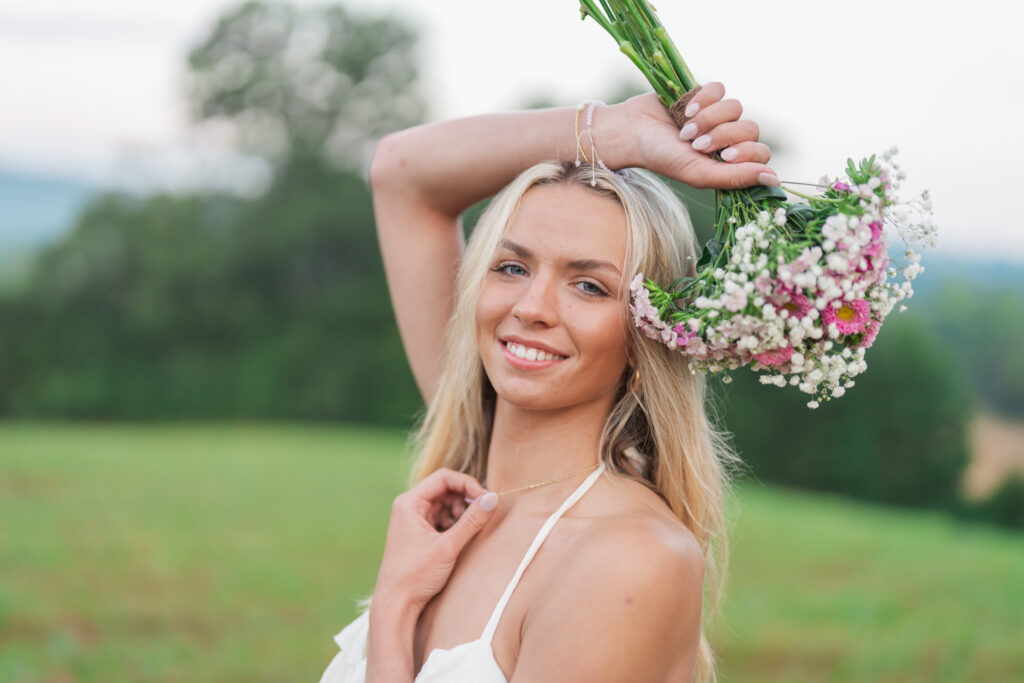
[963,414,1024,499]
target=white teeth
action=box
[506,342,563,362]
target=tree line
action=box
[1,1,1019,529]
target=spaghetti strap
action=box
[479,461,606,644]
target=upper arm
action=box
[511,521,705,683]
[370,133,465,404]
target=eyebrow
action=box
[498,239,622,275]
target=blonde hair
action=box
[396,161,740,682]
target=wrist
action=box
[588,101,636,171]
[369,589,422,625]
[366,592,421,682]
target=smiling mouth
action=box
[501,340,568,362]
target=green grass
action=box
[1,422,1021,682]
[717,485,1024,681]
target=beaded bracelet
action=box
[574,99,612,186]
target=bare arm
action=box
[369,85,775,403]
[365,592,419,683]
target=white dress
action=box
[318,461,607,682]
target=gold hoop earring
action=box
[627,367,642,395]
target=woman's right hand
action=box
[372,468,499,611]
[601,83,777,191]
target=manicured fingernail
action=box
[691,134,711,151]
[684,101,700,118]
[479,492,499,511]
[758,172,781,187]
[678,122,698,140]
[721,147,738,161]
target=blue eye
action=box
[576,281,608,297]
[494,262,527,276]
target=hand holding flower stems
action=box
[577,1,939,407]
[612,86,778,190]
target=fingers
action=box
[407,469,483,531]
[412,467,488,505]
[692,160,780,190]
[691,121,761,155]
[679,81,725,121]
[431,491,468,531]
[442,491,498,549]
[720,141,771,164]
[452,496,466,518]
[679,97,743,142]
[675,83,773,187]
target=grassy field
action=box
[1,422,1021,682]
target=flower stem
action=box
[619,42,676,103]
[781,186,841,203]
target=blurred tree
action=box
[0,0,429,425]
[919,281,1024,417]
[969,474,1024,530]
[0,158,421,424]
[187,0,425,172]
[715,312,974,510]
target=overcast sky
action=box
[1,0,1021,261]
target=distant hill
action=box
[908,252,1024,302]
[0,167,94,253]
[0,166,1021,297]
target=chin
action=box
[491,375,620,415]
[489,379,567,412]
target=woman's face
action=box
[476,182,630,413]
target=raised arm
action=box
[368,84,775,403]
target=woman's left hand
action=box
[599,85,776,191]
[373,468,499,610]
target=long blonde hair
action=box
[402,160,740,682]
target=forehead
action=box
[503,183,627,264]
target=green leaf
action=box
[785,203,816,231]
[745,185,788,203]
[696,239,723,270]
[669,275,695,291]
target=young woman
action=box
[320,83,776,682]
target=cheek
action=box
[574,303,630,368]
[475,282,505,340]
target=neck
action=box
[484,393,615,500]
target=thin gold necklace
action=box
[486,462,601,496]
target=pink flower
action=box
[863,239,885,260]
[853,317,881,349]
[822,298,871,335]
[753,345,793,367]
[832,181,851,192]
[673,322,698,345]
[868,220,883,243]
[860,220,886,260]
[769,288,814,320]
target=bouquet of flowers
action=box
[579,0,938,408]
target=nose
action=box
[511,273,559,327]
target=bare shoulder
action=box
[567,512,706,606]
[511,508,705,681]
[577,475,705,578]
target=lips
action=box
[498,338,569,368]
[499,335,568,358]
